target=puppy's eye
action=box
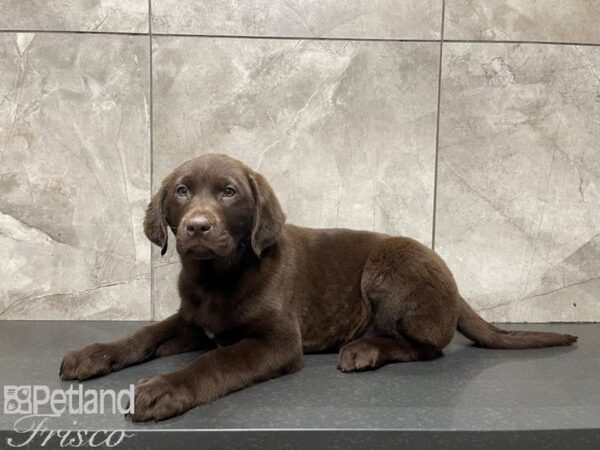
[176,185,189,197]
[223,186,237,197]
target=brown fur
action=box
[60,154,577,422]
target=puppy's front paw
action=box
[59,343,116,381]
[129,375,196,422]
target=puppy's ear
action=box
[248,171,285,257]
[144,174,173,256]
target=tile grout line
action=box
[0,29,148,36]
[165,35,600,47]
[444,38,600,47]
[1,28,599,47]
[152,33,439,42]
[148,0,155,322]
[431,0,446,251]
[1,27,600,46]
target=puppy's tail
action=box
[456,296,577,349]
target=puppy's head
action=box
[144,154,285,260]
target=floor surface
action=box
[0,322,598,449]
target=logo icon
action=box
[4,386,32,414]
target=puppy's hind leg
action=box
[338,336,440,372]
[338,237,459,372]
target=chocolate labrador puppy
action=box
[60,154,577,421]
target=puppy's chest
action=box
[179,290,240,338]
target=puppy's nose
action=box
[186,216,213,236]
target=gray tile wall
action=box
[1,1,598,322]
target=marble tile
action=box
[152,37,439,319]
[436,43,600,322]
[445,0,600,44]
[0,0,149,33]
[151,0,442,39]
[0,33,151,319]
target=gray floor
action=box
[0,322,599,449]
